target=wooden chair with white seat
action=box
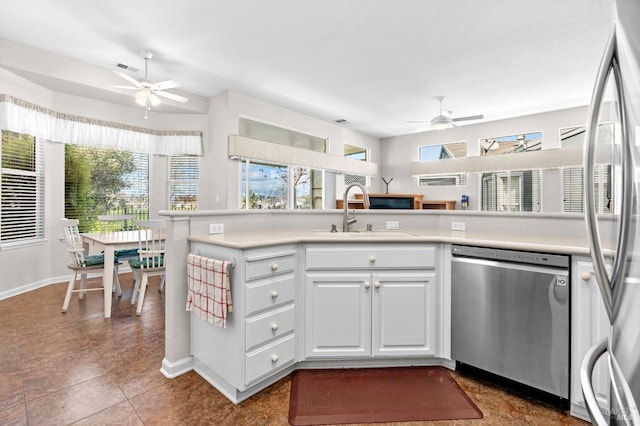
[129,220,166,315]
[60,218,122,313]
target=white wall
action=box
[379,107,590,211]
[201,90,382,210]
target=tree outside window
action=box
[65,145,148,232]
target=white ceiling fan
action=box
[408,96,484,130]
[113,51,188,118]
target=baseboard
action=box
[160,356,194,379]
[0,275,68,301]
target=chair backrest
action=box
[133,220,166,269]
[60,218,86,267]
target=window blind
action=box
[1,130,45,247]
[168,155,199,210]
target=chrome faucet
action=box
[343,182,370,232]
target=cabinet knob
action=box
[374,281,381,288]
[364,281,371,289]
[271,263,279,271]
[581,272,592,281]
[271,290,279,299]
[271,354,279,363]
[271,323,279,331]
[369,256,376,263]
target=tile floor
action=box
[0,273,588,425]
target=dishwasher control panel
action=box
[451,245,569,268]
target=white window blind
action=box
[168,155,199,210]
[563,165,611,213]
[1,130,45,247]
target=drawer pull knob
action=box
[364,281,371,289]
[369,256,376,263]
[581,272,592,281]
[271,354,279,363]
[271,290,279,299]
[374,281,381,289]
[271,263,279,271]
[271,323,279,331]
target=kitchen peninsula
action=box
[159,209,611,421]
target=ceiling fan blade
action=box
[154,90,189,103]
[406,120,430,123]
[113,70,143,88]
[151,79,181,91]
[111,85,139,90]
[452,114,484,122]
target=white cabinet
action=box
[304,244,438,359]
[190,243,297,403]
[570,257,610,421]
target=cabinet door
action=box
[371,272,437,357]
[305,273,371,358]
[571,260,610,417]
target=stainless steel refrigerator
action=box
[581,0,640,424]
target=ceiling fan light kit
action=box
[114,51,188,119]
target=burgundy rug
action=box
[288,366,483,425]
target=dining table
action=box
[82,229,161,318]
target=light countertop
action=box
[188,228,592,256]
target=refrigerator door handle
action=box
[584,26,633,323]
[580,337,609,426]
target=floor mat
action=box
[288,366,483,425]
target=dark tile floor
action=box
[0,273,587,425]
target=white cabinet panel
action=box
[372,272,436,356]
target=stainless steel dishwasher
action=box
[451,245,570,401]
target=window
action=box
[415,142,468,187]
[1,131,44,247]
[238,118,325,210]
[561,124,613,213]
[480,132,542,156]
[419,142,467,161]
[65,145,149,232]
[344,144,369,188]
[168,155,198,210]
[481,170,541,212]
[240,162,323,209]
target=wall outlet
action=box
[451,221,466,231]
[209,223,224,234]
[386,221,400,230]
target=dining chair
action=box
[97,214,140,258]
[129,219,166,315]
[60,218,122,313]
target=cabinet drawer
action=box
[245,274,295,316]
[306,245,436,270]
[246,304,295,350]
[245,334,295,385]
[245,251,297,281]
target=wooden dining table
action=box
[82,229,161,318]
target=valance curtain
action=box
[0,94,203,156]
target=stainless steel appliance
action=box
[580,0,640,424]
[451,245,570,400]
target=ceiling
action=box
[0,0,613,138]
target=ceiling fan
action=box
[408,96,484,130]
[113,51,188,118]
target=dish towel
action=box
[186,253,233,328]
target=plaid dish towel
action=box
[186,253,232,328]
